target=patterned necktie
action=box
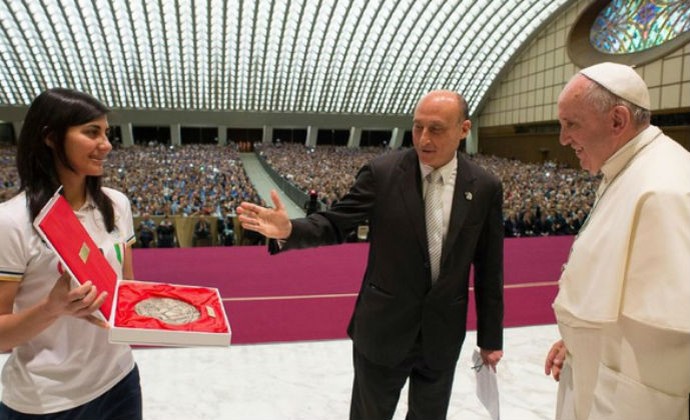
[425,170,444,283]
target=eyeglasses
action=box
[471,362,484,372]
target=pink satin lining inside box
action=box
[115,282,228,333]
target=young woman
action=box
[0,88,142,419]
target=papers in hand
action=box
[472,349,500,420]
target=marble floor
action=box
[0,324,561,419]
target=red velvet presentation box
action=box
[109,280,231,347]
[33,189,231,347]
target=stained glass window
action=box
[591,0,690,54]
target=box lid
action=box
[33,188,116,321]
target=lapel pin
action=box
[464,192,473,201]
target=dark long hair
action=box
[16,88,115,232]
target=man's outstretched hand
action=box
[237,190,292,240]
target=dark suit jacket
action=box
[271,148,504,369]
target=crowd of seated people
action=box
[258,143,598,238]
[0,145,18,202]
[470,155,598,237]
[103,143,265,218]
[1,143,266,247]
[256,142,391,207]
[103,143,266,247]
[0,141,597,241]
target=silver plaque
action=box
[134,297,201,325]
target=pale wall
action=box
[479,0,690,128]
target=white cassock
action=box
[553,125,690,420]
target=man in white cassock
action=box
[544,61,690,420]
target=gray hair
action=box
[454,92,470,121]
[581,79,651,127]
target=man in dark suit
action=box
[238,90,504,419]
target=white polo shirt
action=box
[0,187,136,414]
